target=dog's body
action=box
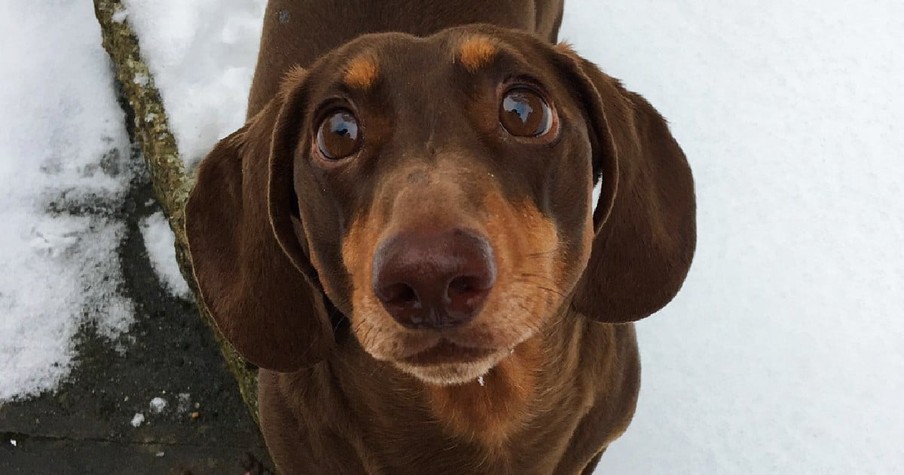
[186,1,695,473]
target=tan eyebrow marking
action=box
[458,35,498,72]
[343,55,380,90]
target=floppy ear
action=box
[556,47,697,323]
[184,86,334,371]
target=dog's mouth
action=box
[393,338,513,386]
[400,339,496,367]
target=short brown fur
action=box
[278,64,307,98]
[185,1,695,473]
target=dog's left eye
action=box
[316,109,361,160]
[499,88,554,138]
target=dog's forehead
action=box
[319,30,542,92]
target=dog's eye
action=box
[316,109,361,160]
[499,88,553,137]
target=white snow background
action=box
[561,1,904,472]
[1,0,902,472]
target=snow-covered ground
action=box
[0,1,191,403]
[140,212,191,299]
[0,1,137,401]
[1,0,901,472]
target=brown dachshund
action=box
[185,1,696,473]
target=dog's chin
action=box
[394,349,510,386]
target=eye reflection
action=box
[317,110,360,160]
[499,88,553,137]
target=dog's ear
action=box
[554,46,697,323]
[185,72,334,371]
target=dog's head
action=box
[185,25,695,383]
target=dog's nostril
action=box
[447,275,482,299]
[380,283,420,308]
[446,274,492,316]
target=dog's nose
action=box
[373,228,496,330]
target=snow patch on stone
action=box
[140,212,191,299]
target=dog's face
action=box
[185,25,695,379]
[280,30,596,384]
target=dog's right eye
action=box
[316,109,361,160]
[499,88,554,138]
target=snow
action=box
[119,0,267,167]
[149,396,168,414]
[0,2,135,402]
[176,392,192,414]
[140,212,191,299]
[130,412,145,428]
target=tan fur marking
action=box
[426,337,542,450]
[481,193,564,320]
[342,212,387,349]
[343,55,379,90]
[458,35,498,72]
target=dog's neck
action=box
[424,335,544,450]
[332,309,589,455]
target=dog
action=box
[185,1,695,473]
